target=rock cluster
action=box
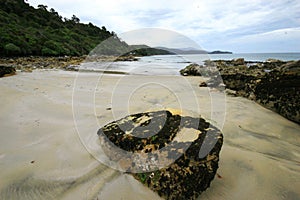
[0,65,16,77]
[180,58,300,124]
[0,56,85,73]
[0,55,139,74]
[97,110,223,200]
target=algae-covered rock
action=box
[180,59,300,124]
[97,110,223,200]
[0,65,16,77]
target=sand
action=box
[0,70,299,200]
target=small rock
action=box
[225,89,237,96]
[65,65,79,71]
[199,81,208,87]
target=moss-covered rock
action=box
[97,110,223,200]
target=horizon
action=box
[27,0,300,54]
[149,46,300,54]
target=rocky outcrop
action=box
[114,55,139,61]
[0,56,85,72]
[0,65,16,77]
[0,55,138,73]
[255,61,300,123]
[97,110,223,200]
[180,58,300,124]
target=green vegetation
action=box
[0,0,171,57]
[137,173,149,184]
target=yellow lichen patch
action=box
[134,115,151,125]
[142,144,156,153]
[166,108,182,115]
[174,128,201,142]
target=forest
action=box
[0,0,171,57]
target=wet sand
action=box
[0,70,299,199]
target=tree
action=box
[0,0,133,57]
[71,15,80,23]
[37,5,48,11]
[4,43,21,55]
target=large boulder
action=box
[180,63,219,77]
[98,110,223,200]
[231,58,245,66]
[0,65,16,77]
[180,63,203,76]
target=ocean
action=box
[80,53,300,75]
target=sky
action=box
[28,0,300,53]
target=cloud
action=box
[227,27,300,52]
[119,28,201,49]
[28,0,300,52]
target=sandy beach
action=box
[0,70,299,200]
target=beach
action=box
[0,69,300,200]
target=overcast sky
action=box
[28,0,300,53]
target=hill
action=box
[0,0,171,57]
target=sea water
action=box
[81,53,300,75]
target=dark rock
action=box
[97,110,223,200]
[199,81,208,87]
[255,65,300,124]
[0,65,16,77]
[180,59,300,124]
[65,65,80,71]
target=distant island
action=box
[155,47,232,55]
[209,50,233,54]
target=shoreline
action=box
[0,55,139,73]
[2,55,300,125]
[1,56,299,125]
